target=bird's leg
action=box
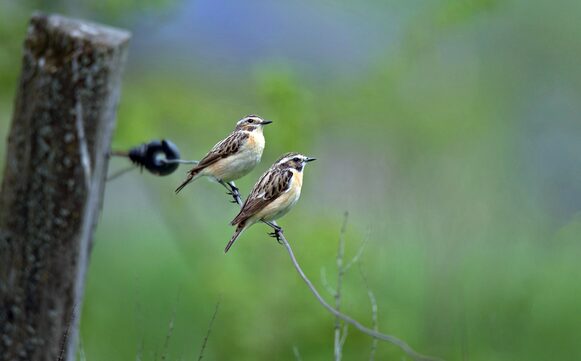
[218,180,240,204]
[227,181,242,205]
[264,221,284,244]
[218,179,231,193]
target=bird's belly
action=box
[208,149,261,182]
[257,186,301,222]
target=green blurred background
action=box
[1,0,581,360]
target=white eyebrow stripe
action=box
[237,116,263,125]
[277,154,307,165]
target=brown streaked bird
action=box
[225,152,316,253]
[175,115,272,194]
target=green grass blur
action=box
[1,1,581,360]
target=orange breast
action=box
[293,170,303,188]
[246,131,265,153]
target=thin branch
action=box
[343,230,370,272]
[224,183,442,361]
[160,295,180,361]
[107,164,138,181]
[339,323,349,348]
[198,299,221,361]
[133,277,144,361]
[334,212,349,361]
[359,263,379,361]
[292,346,303,361]
[280,234,441,361]
[320,266,336,295]
[459,293,469,361]
[135,333,144,361]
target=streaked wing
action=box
[230,168,293,225]
[191,131,249,172]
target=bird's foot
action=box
[229,184,240,193]
[268,227,284,244]
[227,183,241,204]
[225,190,239,203]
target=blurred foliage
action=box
[1,0,581,360]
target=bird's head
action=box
[235,115,272,132]
[275,152,316,172]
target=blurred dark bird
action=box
[225,152,316,253]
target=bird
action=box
[225,152,316,253]
[175,115,272,194]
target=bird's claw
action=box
[268,228,284,244]
[225,191,240,203]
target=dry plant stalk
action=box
[197,299,221,361]
[224,182,443,361]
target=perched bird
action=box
[225,152,316,253]
[175,115,272,194]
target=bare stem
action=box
[339,323,348,348]
[161,291,181,361]
[223,184,442,361]
[197,299,221,361]
[320,267,336,295]
[280,234,442,361]
[292,346,303,361]
[343,230,370,272]
[334,212,349,361]
[359,263,379,361]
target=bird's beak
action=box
[305,157,317,162]
[261,120,273,125]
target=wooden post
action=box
[0,14,130,361]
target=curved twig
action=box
[320,267,336,295]
[343,232,370,272]
[225,182,443,361]
[198,299,221,361]
[279,234,441,361]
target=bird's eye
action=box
[247,119,254,123]
[293,157,300,162]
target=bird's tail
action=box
[224,222,246,254]
[175,170,198,194]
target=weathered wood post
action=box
[0,14,130,361]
